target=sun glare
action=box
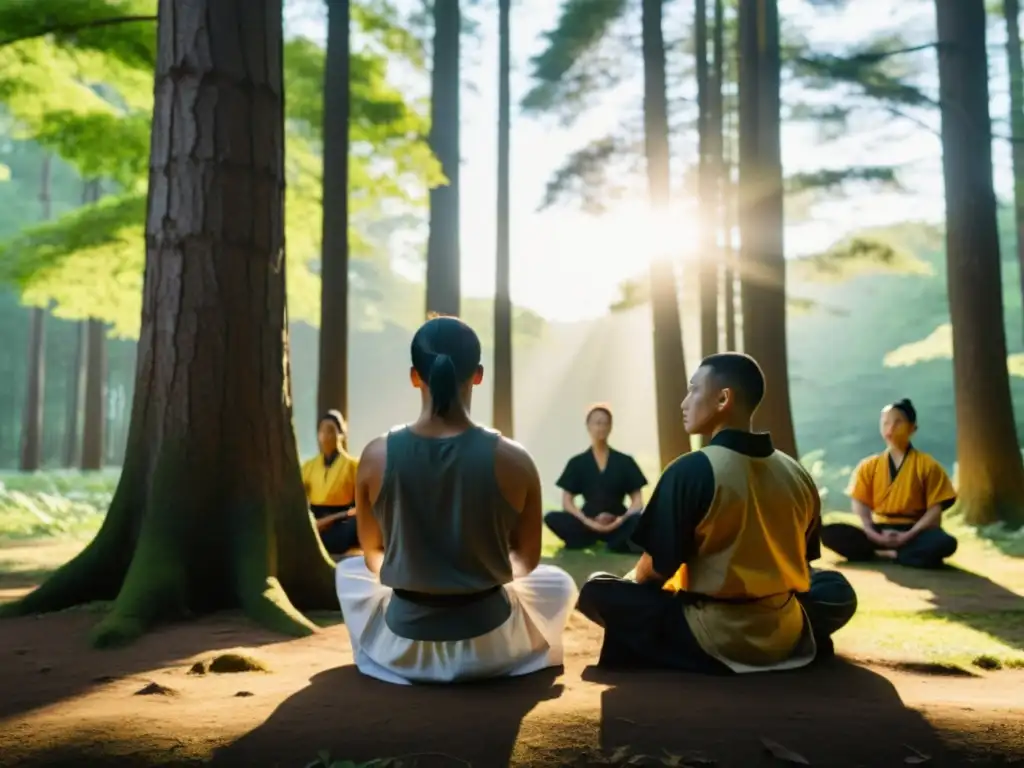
[582,201,699,275]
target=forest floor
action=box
[1,529,1023,768]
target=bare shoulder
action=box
[494,434,539,481]
[357,434,388,475]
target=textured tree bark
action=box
[317,0,351,421]
[493,0,514,437]
[936,0,1024,526]
[425,0,461,317]
[0,0,337,643]
[1003,0,1024,346]
[643,0,690,469]
[80,318,107,471]
[737,0,796,457]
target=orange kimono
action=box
[846,448,956,526]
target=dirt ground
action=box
[1,541,1023,767]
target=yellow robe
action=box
[846,448,956,525]
[301,450,358,508]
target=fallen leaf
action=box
[761,738,810,765]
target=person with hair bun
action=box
[544,404,649,553]
[822,399,958,569]
[301,410,359,556]
[335,316,578,685]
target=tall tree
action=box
[80,317,107,471]
[936,0,1024,526]
[0,0,337,644]
[64,321,87,467]
[317,0,351,421]
[1004,0,1024,343]
[737,0,796,456]
[19,153,52,472]
[696,0,717,364]
[711,0,734,352]
[425,0,461,317]
[643,0,690,468]
[493,0,514,437]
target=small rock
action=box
[235,691,254,697]
[135,682,176,696]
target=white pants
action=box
[335,558,578,686]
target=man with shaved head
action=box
[577,352,858,674]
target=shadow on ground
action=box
[851,561,1024,653]
[214,666,563,766]
[586,658,1017,766]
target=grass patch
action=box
[0,470,115,539]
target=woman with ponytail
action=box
[335,316,577,685]
[822,398,959,568]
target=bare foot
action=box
[874,549,898,560]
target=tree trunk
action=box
[19,153,52,472]
[737,0,796,457]
[710,0,729,353]
[19,307,45,472]
[0,0,337,644]
[936,0,1024,526]
[317,0,351,423]
[643,0,690,468]
[696,0,717,366]
[80,318,107,471]
[1004,0,1024,344]
[493,0,514,437]
[63,321,87,467]
[425,0,461,317]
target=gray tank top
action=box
[374,425,520,641]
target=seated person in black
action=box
[544,404,648,553]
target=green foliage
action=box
[785,166,901,195]
[520,0,629,122]
[0,470,115,539]
[0,0,442,337]
[791,235,932,283]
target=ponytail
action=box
[427,353,458,416]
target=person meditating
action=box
[302,410,359,556]
[577,353,858,674]
[821,399,958,569]
[335,316,578,686]
[544,404,648,553]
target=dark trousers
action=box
[544,511,641,553]
[319,516,359,555]
[576,568,858,673]
[821,522,957,569]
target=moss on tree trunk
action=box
[0,0,337,645]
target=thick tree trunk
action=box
[696,0,717,367]
[425,0,461,317]
[493,0,514,437]
[317,0,350,421]
[0,0,337,644]
[643,0,690,468]
[936,0,1024,526]
[1004,0,1024,344]
[80,318,107,471]
[19,154,52,472]
[63,321,87,467]
[737,0,796,457]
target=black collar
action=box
[322,451,339,468]
[709,429,774,458]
